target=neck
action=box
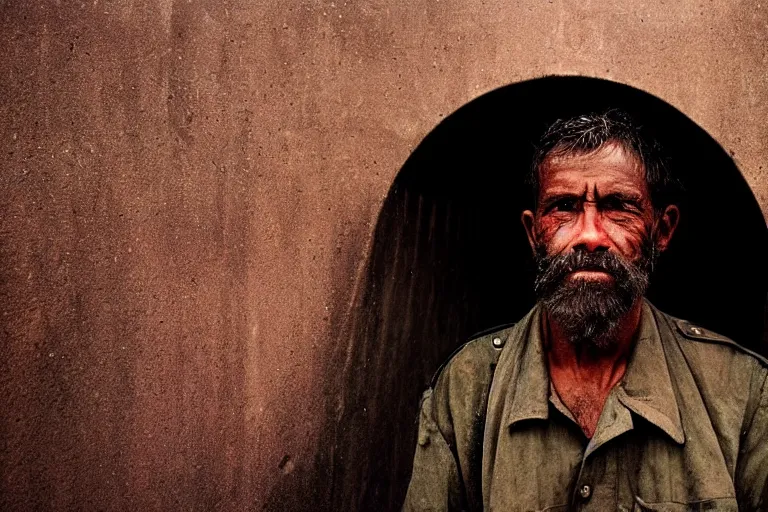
[544,299,643,390]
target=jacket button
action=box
[492,337,504,348]
[579,485,592,499]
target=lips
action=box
[568,265,615,277]
[568,269,614,280]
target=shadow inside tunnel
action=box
[267,75,768,511]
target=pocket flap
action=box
[633,495,738,511]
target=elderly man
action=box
[403,111,768,511]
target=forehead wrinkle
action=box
[538,146,649,201]
[541,163,645,187]
[541,180,645,199]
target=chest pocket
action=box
[632,496,738,511]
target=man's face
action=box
[532,142,656,266]
[521,142,679,348]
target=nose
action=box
[572,202,610,252]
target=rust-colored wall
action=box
[1,1,766,510]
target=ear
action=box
[521,210,538,254]
[654,204,680,252]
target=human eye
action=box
[544,197,580,214]
[598,196,643,221]
[600,196,642,215]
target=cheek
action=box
[535,216,575,252]
[602,220,653,255]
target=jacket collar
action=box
[500,305,551,426]
[501,299,684,445]
[616,300,685,444]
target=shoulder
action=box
[422,326,514,444]
[429,305,541,408]
[425,324,516,430]
[655,307,768,369]
[429,323,515,388]
[652,306,768,407]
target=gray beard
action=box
[533,245,656,351]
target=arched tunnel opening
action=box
[273,75,768,512]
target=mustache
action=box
[533,248,649,297]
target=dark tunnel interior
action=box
[278,76,768,512]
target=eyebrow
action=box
[597,191,645,208]
[539,191,646,210]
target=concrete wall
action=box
[1,1,765,510]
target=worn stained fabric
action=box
[403,300,768,511]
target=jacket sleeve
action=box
[735,364,768,510]
[402,388,468,512]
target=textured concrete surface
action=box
[0,1,766,510]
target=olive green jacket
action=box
[403,300,768,511]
